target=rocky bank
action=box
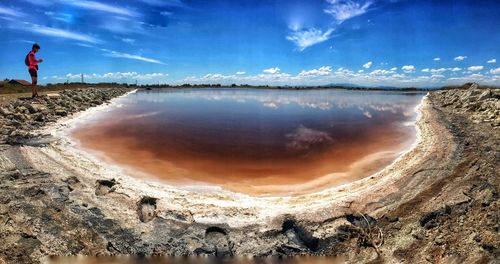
[0,85,498,263]
[0,88,130,145]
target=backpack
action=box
[25,52,30,66]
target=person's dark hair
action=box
[32,43,40,50]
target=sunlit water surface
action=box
[70,88,424,195]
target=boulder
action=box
[46,93,61,99]
[54,109,68,116]
[478,90,492,101]
[33,113,44,122]
[16,106,29,114]
[25,104,47,114]
[0,108,12,117]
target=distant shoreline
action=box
[2,81,498,96]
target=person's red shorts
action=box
[29,68,37,77]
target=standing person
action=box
[26,43,43,98]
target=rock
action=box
[0,108,12,117]
[411,229,425,240]
[478,90,492,101]
[33,113,44,122]
[46,93,61,99]
[17,106,29,114]
[54,109,68,116]
[420,206,452,229]
[477,188,494,206]
[25,103,47,114]
[13,113,25,121]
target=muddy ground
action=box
[0,85,498,263]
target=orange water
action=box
[71,88,423,195]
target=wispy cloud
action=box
[67,1,138,16]
[324,0,372,23]
[236,71,246,75]
[140,0,184,7]
[0,6,26,17]
[122,38,136,44]
[287,0,373,51]
[101,49,165,65]
[433,57,441,61]
[19,0,56,6]
[454,56,467,61]
[286,28,334,51]
[17,23,101,43]
[487,59,496,64]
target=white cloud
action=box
[68,1,138,16]
[487,59,496,64]
[363,61,373,69]
[401,65,416,73]
[433,57,441,61]
[431,74,445,79]
[236,71,246,75]
[298,66,333,77]
[286,28,334,51]
[102,49,165,64]
[454,56,467,61]
[490,68,500,75]
[421,68,430,73]
[448,67,462,72]
[390,67,397,71]
[370,69,395,75]
[263,67,281,74]
[324,0,373,23]
[429,68,447,74]
[172,64,500,87]
[467,66,484,71]
[22,23,101,43]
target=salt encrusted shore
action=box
[0,85,498,263]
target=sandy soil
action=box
[0,85,498,263]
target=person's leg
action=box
[31,76,38,97]
[29,69,38,97]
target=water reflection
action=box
[71,88,424,195]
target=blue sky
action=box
[0,0,499,87]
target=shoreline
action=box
[27,90,430,223]
[0,85,498,263]
[63,89,423,197]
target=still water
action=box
[70,88,423,195]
